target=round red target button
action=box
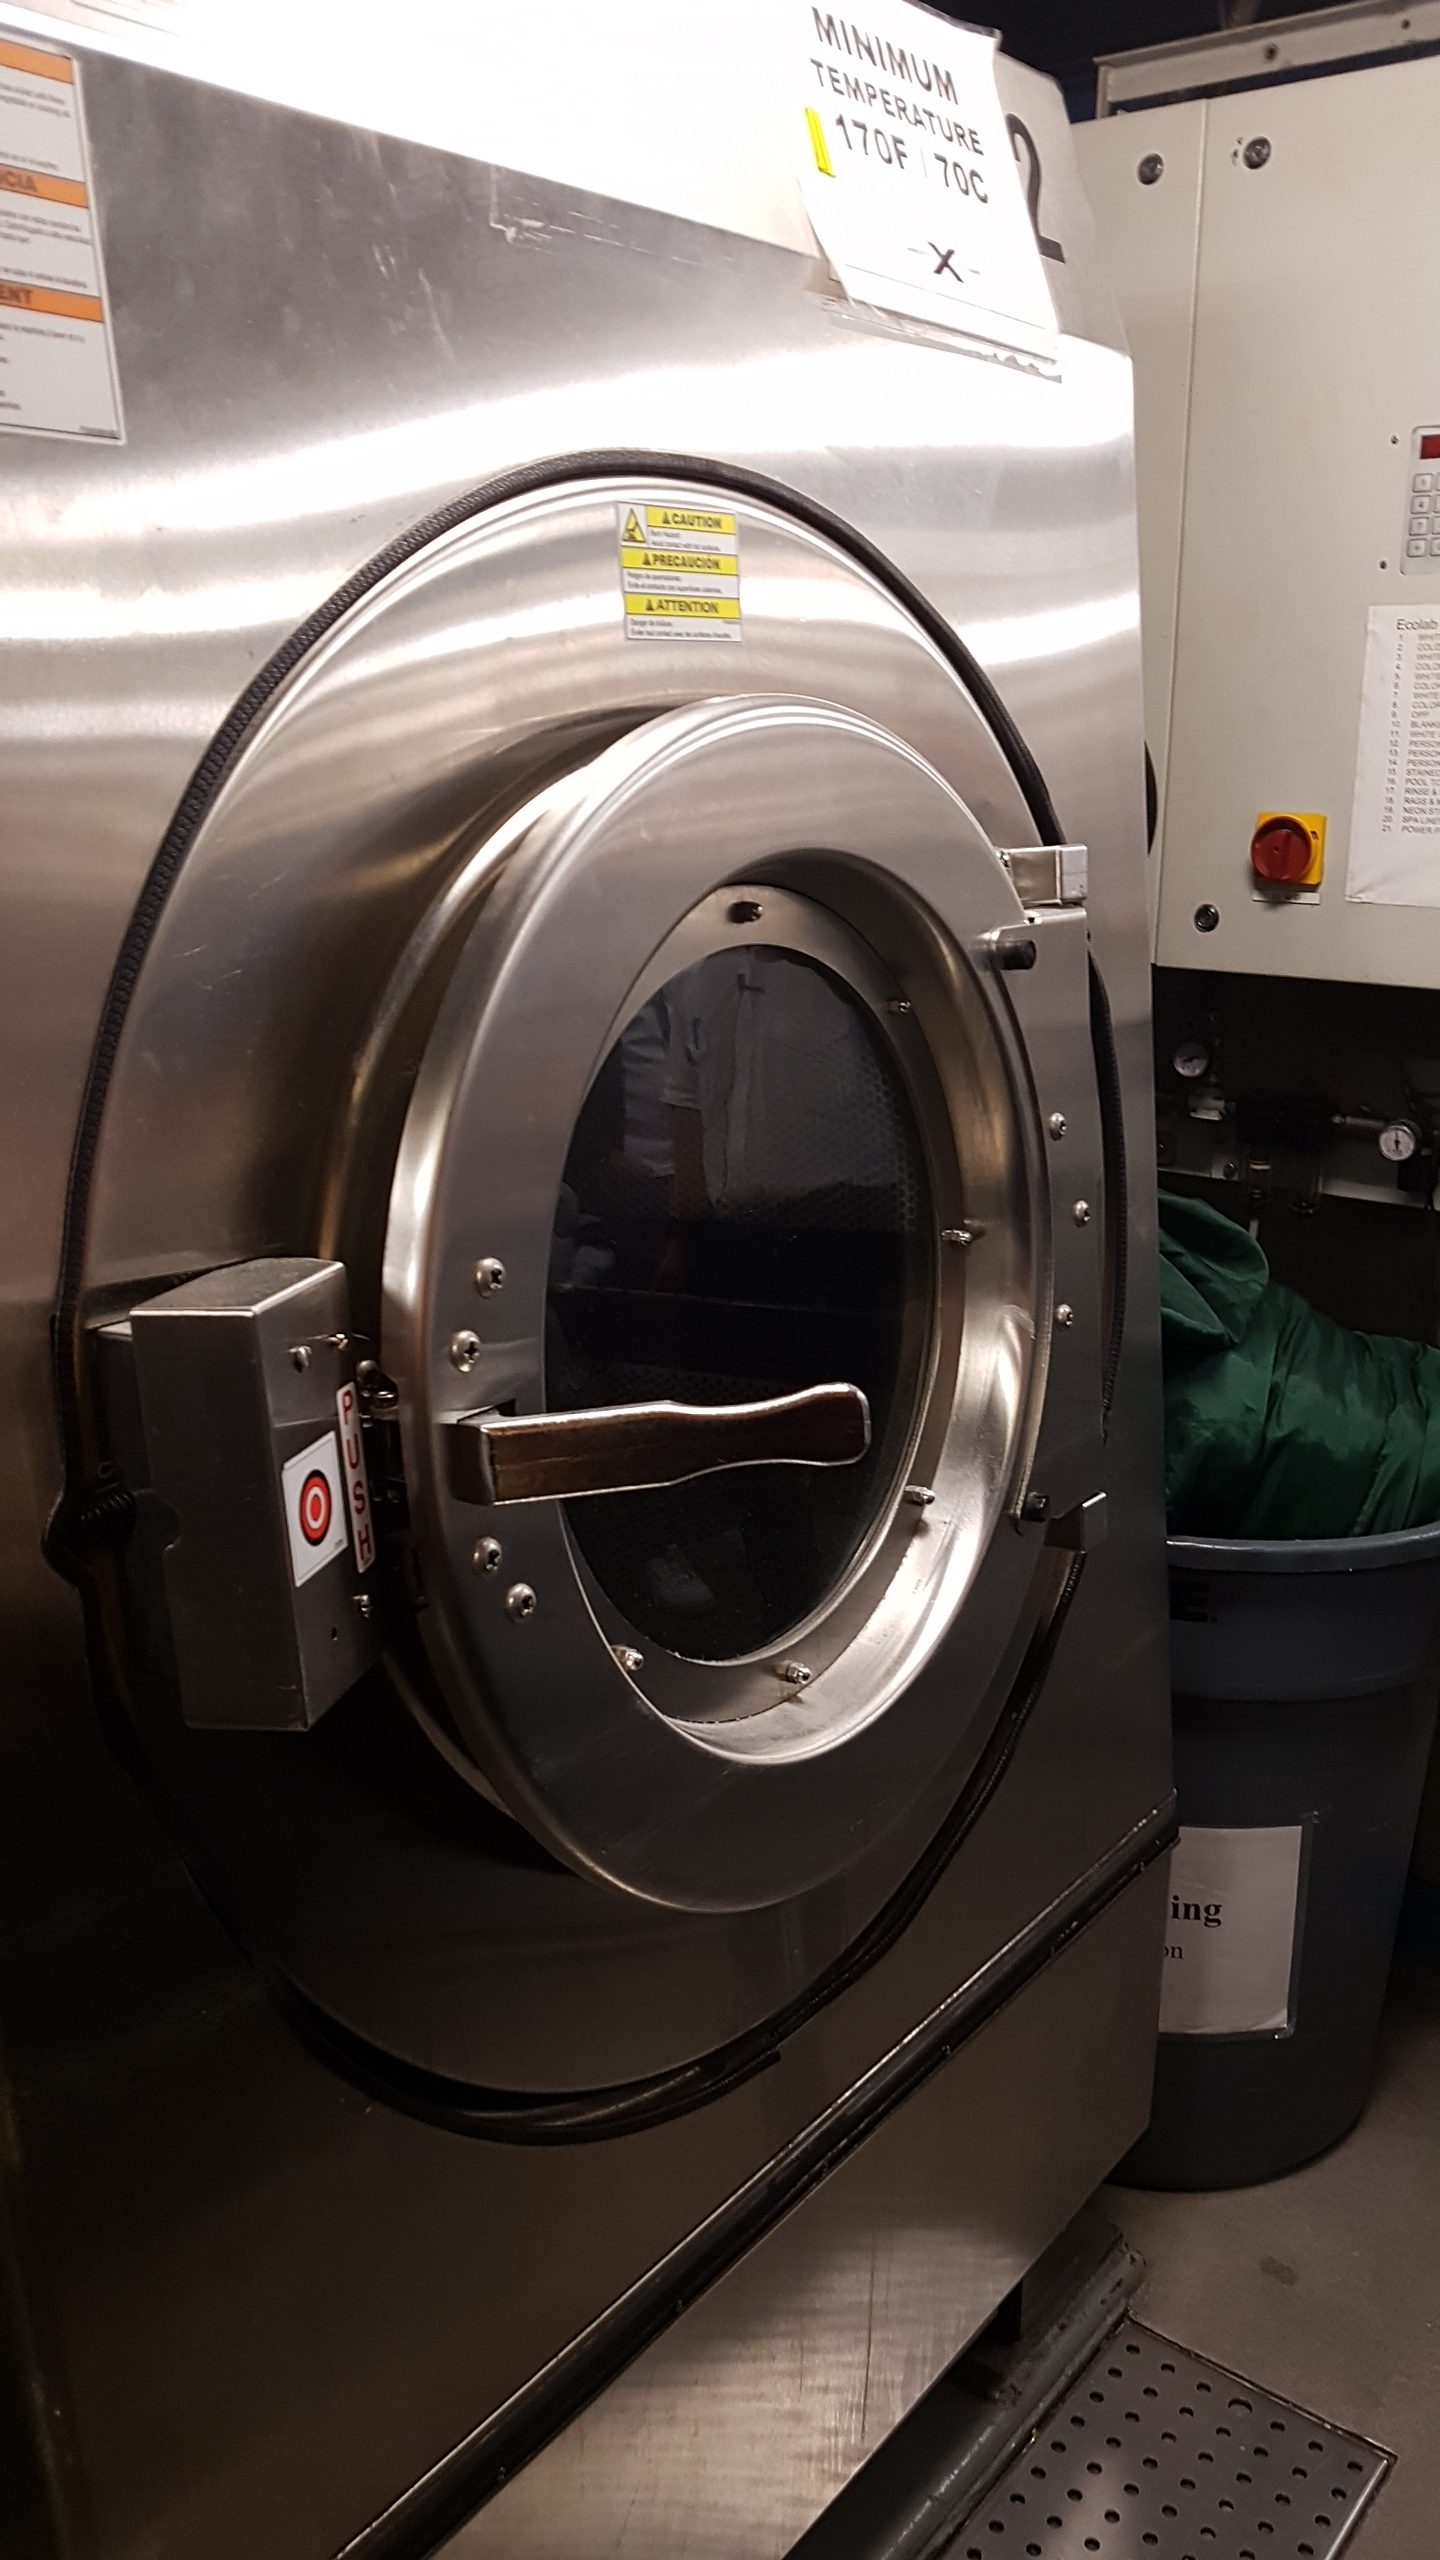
[298,1470,333,1546]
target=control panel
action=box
[1403,428,1440,574]
[1076,54,1440,985]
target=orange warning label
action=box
[0,37,74,84]
[0,280,103,323]
[0,39,122,439]
[0,163,88,208]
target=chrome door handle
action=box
[449,1383,871,1506]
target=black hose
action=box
[1089,954,1130,1425]
[47,447,1131,2138]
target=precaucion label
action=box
[0,35,122,439]
[797,3,1057,368]
[1160,1825,1305,2038]
[1347,605,1440,905]
[619,501,742,642]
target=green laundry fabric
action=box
[1159,1189,1440,1538]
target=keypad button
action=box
[1413,491,1433,511]
[1408,539,1428,557]
[1411,521,1431,540]
[1430,538,1440,556]
[1414,472,1435,492]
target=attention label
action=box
[0,36,122,440]
[281,1432,349,1589]
[619,500,742,642]
[1159,1824,1305,2038]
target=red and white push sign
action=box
[281,1432,349,1587]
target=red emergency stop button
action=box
[1250,810,1325,889]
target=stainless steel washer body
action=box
[0,9,1172,2555]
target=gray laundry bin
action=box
[1119,1520,1440,2190]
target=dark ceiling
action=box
[927,0,1340,113]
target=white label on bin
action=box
[1159,1825,1305,2036]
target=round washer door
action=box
[384,695,1094,1911]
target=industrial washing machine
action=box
[0,6,1172,2554]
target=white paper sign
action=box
[0,32,123,439]
[1160,1825,1305,2038]
[797,4,1057,367]
[1347,604,1440,905]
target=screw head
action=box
[1073,1200,1092,1226]
[449,1329,482,1373]
[887,998,914,1016]
[1194,903,1220,934]
[1056,1303,1075,1329]
[471,1536,503,1576]
[941,1225,975,1248]
[903,1484,936,1508]
[1138,151,1164,185]
[473,1257,506,1296]
[290,1344,312,1372]
[613,1644,644,1673]
[353,1591,374,1621]
[355,1359,398,1411]
[1048,1112,1068,1140]
[728,897,764,925]
[504,1583,538,1621]
[1242,135,1272,170]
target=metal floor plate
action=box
[954,2319,1390,2559]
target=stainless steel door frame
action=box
[56,469,1118,2086]
[379,694,1095,1908]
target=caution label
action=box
[619,500,741,642]
[0,37,122,439]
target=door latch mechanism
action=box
[448,1383,871,1506]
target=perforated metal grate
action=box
[955,2320,1388,2560]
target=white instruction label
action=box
[619,500,742,643]
[0,34,121,439]
[281,1433,350,1589]
[1160,1825,1305,2037]
[1347,605,1440,905]
[335,1382,375,1573]
[797,4,1057,369]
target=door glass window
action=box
[547,946,933,1662]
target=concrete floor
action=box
[1105,1963,1440,2558]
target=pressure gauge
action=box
[1379,1120,1420,1164]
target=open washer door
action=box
[67,466,1109,2072]
[379,697,1101,1910]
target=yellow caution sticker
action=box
[619,499,742,642]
